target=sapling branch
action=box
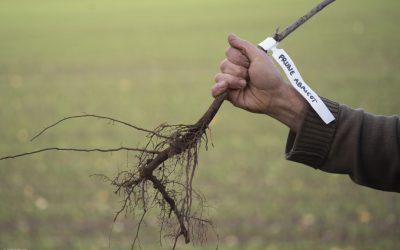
[0,0,336,248]
[273,0,336,42]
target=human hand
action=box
[212,34,306,132]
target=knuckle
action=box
[214,73,222,82]
[225,47,231,57]
[211,87,218,97]
[219,59,227,71]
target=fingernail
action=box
[228,33,237,42]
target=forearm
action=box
[285,98,400,192]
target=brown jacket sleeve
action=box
[285,98,400,192]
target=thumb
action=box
[228,34,260,61]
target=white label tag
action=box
[258,37,335,124]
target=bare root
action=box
[109,122,214,248]
[1,113,219,248]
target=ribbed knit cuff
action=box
[285,97,340,168]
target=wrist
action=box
[265,83,306,133]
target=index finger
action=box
[225,46,250,68]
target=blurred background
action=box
[0,0,399,249]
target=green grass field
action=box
[1,0,399,249]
